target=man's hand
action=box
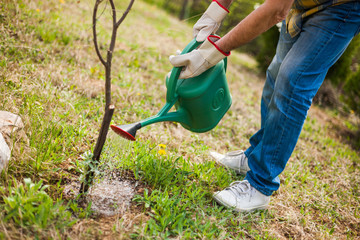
[169,35,230,79]
[193,0,229,42]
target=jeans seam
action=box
[269,5,353,178]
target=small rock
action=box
[0,133,10,172]
[0,111,28,146]
[0,111,27,171]
[0,111,24,131]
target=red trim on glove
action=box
[208,35,231,56]
[213,0,229,13]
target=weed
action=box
[1,178,75,233]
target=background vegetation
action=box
[144,0,360,119]
[0,0,359,239]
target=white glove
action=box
[193,0,229,42]
[169,35,230,79]
[166,50,182,79]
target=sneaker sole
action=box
[213,193,268,212]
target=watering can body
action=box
[166,57,231,132]
[111,39,232,140]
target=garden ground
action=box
[0,0,359,239]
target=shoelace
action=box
[226,180,252,199]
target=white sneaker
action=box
[213,180,270,212]
[209,150,250,175]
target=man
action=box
[169,0,360,212]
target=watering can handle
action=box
[166,39,202,103]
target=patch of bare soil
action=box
[63,170,141,217]
[63,169,149,239]
[308,106,360,152]
[67,212,150,240]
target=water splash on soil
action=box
[63,172,137,216]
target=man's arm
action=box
[217,0,294,52]
[217,0,233,9]
[169,0,294,79]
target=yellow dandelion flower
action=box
[36,8,40,12]
[158,144,166,149]
[158,149,166,155]
[59,0,65,3]
[137,93,140,96]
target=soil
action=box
[63,170,140,217]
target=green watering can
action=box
[111,39,232,141]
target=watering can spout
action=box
[111,122,141,141]
[111,106,190,141]
[140,108,190,128]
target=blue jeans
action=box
[244,2,360,196]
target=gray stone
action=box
[0,111,24,135]
[0,111,26,171]
[0,133,10,172]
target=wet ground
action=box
[63,171,137,216]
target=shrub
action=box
[327,36,360,86]
[342,67,360,115]
[256,25,280,73]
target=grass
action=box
[1,178,75,238]
[0,0,359,239]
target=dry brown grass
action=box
[1,0,359,239]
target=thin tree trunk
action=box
[163,0,170,9]
[79,0,135,194]
[179,0,189,20]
